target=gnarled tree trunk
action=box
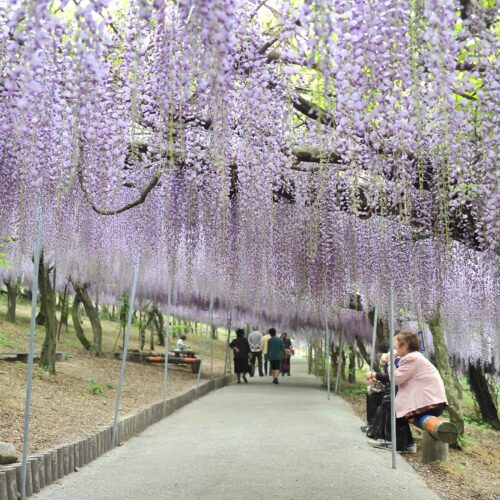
[428,311,465,437]
[155,307,165,346]
[4,279,19,322]
[57,283,69,341]
[71,281,102,356]
[348,343,356,383]
[368,309,389,346]
[39,253,57,374]
[72,293,92,352]
[468,360,500,429]
[355,335,371,366]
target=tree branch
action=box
[291,145,341,166]
[291,96,335,127]
[77,165,162,216]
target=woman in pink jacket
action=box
[366,330,448,452]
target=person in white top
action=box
[247,327,264,377]
[175,335,189,352]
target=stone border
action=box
[0,375,233,500]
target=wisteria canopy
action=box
[0,0,498,360]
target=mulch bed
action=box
[0,354,224,458]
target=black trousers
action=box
[264,354,269,375]
[396,403,447,450]
[250,351,264,376]
[366,391,384,424]
[373,398,446,450]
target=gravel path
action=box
[36,360,439,500]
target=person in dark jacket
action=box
[359,342,389,436]
[280,332,293,376]
[267,328,284,384]
[229,328,251,384]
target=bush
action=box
[88,379,106,397]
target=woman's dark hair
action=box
[395,330,420,352]
[375,342,389,353]
[281,332,288,338]
[236,328,245,338]
[181,335,187,340]
[268,328,276,336]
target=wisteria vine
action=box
[0,0,498,362]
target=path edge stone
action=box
[0,375,233,500]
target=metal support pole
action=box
[334,325,344,395]
[370,307,378,370]
[322,336,326,379]
[210,325,214,380]
[223,311,232,376]
[308,339,312,374]
[325,312,330,400]
[389,284,397,469]
[314,341,319,376]
[162,274,173,416]
[112,258,140,447]
[196,296,213,396]
[21,206,43,500]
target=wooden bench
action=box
[0,351,65,362]
[145,352,201,374]
[114,350,201,374]
[415,415,459,463]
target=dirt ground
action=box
[0,353,225,459]
[342,392,500,500]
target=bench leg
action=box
[422,432,448,463]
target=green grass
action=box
[0,331,19,349]
[87,379,107,397]
[340,381,369,396]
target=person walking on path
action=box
[262,330,271,375]
[267,328,284,384]
[229,328,251,384]
[280,332,293,376]
[248,326,264,376]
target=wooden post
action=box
[422,433,449,463]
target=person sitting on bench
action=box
[360,343,389,436]
[175,335,189,352]
[365,330,447,453]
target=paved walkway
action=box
[37,360,439,500]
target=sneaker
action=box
[360,426,368,433]
[368,439,392,450]
[402,444,417,454]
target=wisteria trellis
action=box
[0,0,498,361]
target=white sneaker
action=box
[403,444,417,454]
[368,439,392,450]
